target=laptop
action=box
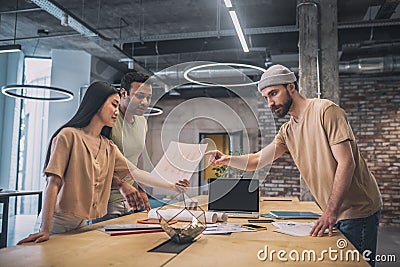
[208,178,259,218]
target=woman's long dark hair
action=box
[43,81,119,170]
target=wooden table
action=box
[0,196,369,266]
[0,190,42,248]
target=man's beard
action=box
[272,90,292,118]
[135,105,149,116]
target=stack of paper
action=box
[272,221,315,237]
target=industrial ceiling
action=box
[1,0,399,89]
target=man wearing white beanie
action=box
[206,64,382,267]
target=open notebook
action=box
[208,178,259,218]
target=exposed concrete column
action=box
[298,0,339,106]
[297,0,339,201]
[297,0,319,201]
[320,0,339,104]
[297,0,319,99]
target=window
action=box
[15,57,51,214]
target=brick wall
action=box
[257,77,400,225]
[340,78,400,225]
[257,98,300,197]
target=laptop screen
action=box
[208,178,259,212]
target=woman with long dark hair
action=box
[18,81,189,244]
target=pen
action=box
[109,229,164,236]
[248,219,274,223]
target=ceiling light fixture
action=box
[3,0,23,54]
[229,11,249,52]
[223,1,249,53]
[183,62,265,87]
[31,0,97,37]
[1,84,74,102]
[265,49,273,67]
[224,0,233,8]
[144,106,163,117]
[119,58,134,69]
[0,1,73,103]
[60,13,69,26]
[0,44,21,53]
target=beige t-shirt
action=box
[275,98,382,221]
[44,127,137,220]
[109,113,148,203]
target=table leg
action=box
[0,196,9,248]
[37,192,42,215]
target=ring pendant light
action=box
[183,63,265,87]
[1,84,74,102]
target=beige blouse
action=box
[44,127,135,220]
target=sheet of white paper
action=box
[272,221,315,229]
[272,221,329,237]
[203,223,255,235]
[273,224,313,236]
[150,141,208,182]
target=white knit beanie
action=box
[258,64,296,92]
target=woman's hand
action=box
[17,231,50,245]
[174,179,190,193]
[138,187,151,211]
[18,175,61,245]
[119,181,146,211]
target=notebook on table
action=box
[207,178,259,218]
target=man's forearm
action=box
[229,143,283,171]
[325,141,356,215]
[325,162,355,214]
[229,154,259,170]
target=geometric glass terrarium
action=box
[156,193,206,243]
